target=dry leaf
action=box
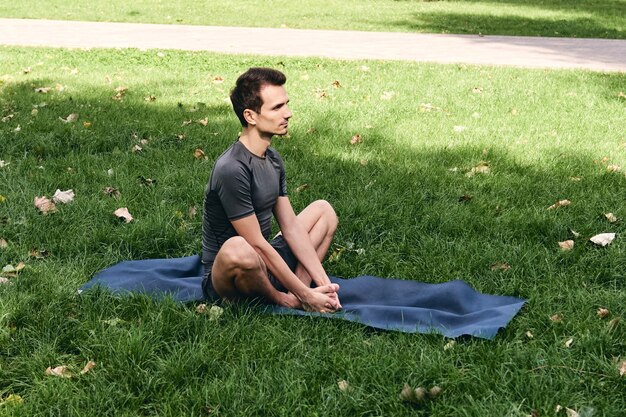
[466,161,490,177]
[525,331,534,339]
[550,314,562,322]
[0,239,7,249]
[55,84,65,92]
[0,277,10,285]
[604,213,618,223]
[359,159,367,166]
[1,114,14,122]
[556,405,563,413]
[59,113,79,123]
[188,206,197,219]
[558,240,575,251]
[102,187,120,199]
[453,125,467,133]
[45,365,72,378]
[443,340,456,350]
[213,76,224,84]
[0,394,23,406]
[144,95,156,102]
[23,67,32,74]
[13,125,21,133]
[428,386,443,399]
[565,408,579,417]
[195,303,207,314]
[315,89,328,99]
[607,165,621,172]
[197,117,208,126]
[34,196,57,214]
[83,121,91,128]
[360,65,370,71]
[589,233,615,247]
[350,134,362,145]
[380,91,395,100]
[182,119,193,126]
[570,229,580,238]
[597,308,610,318]
[34,87,50,93]
[414,387,427,401]
[458,194,473,203]
[138,176,156,186]
[29,248,49,259]
[619,360,626,377]
[112,86,128,100]
[399,384,415,402]
[113,207,133,223]
[564,338,574,348]
[80,360,96,375]
[547,199,571,210]
[570,176,581,182]
[2,263,25,274]
[472,87,483,93]
[0,160,9,168]
[132,145,143,153]
[208,305,223,321]
[337,380,350,391]
[332,80,342,89]
[53,189,75,204]
[490,262,511,272]
[194,148,206,159]
[608,317,620,330]
[295,184,310,193]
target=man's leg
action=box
[290,200,338,284]
[211,236,299,308]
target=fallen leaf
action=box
[197,117,208,126]
[419,103,438,112]
[14,125,21,132]
[399,384,416,402]
[45,365,72,378]
[550,314,562,322]
[53,189,75,204]
[490,262,511,272]
[23,67,32,74]
[59,113,79,123]
[113,207,133,223]
[80,360,96,375]
[608,317,620,330]
[0,239,7,249]
[208,305,223,321]
[565,408,579,417]
[195,303,207,314]
[295,184,309,193]
[107,168,114,176]
[102,317,126,326]
[131,145,143,153]
[607,165,621,172]
[359,159,367,166]
[328,247,346,263]
[138,176,156,186]
[597,308,610,318]
[0,394,23,406]
[558,240,574,251]
[604,213,618,223]
[332,80,341,89]
[70,68,79,75]
[112,86,128,100]
[570,229,580,238]
[337,380,350,391]
[428,386,443,399]
[466,161,490,177]
[1,114,14,122]
[315,89,328,99]
[380,91,395,100]
[0,277,10,285]
[589,233,615,247]
[55,84,65,92]
[453,125,467,133]
[570,176,581,182]
[360,65,370,72]
[564,338,574,348]
[472,87,483,93]
[31,108,39,116]
[0,160,8,168]
[350,134,362,145]
[194,148,206,159]
[182,119,193,126]
[525,331,534,339]
[458,194,473,203]
[556,405,563,413]
[213,76,224,84]
[188,206,197,219]
[34,196,57,214]
[29,249,49,259]
[34,87,50,93]
[547,199,571,210]
[443,340,456,350]
[144,95,156,102]
[83,121,91,128]
[102,187,120,198]
[619,360,626,376]
[139,139,149,145]
[414,387,428,402]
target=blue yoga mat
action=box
[80,255,526,340]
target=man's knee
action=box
[218,236,261,272]
[313,199,338,231]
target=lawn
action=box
[0,46,625,416]
[1,0,625,39]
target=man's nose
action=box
[284,106,293,119]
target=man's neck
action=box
[238,129,272,157]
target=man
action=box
[201,67,341,313]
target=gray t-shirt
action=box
[201,140,287,270]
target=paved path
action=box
[1,18,625,72]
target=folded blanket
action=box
[80,255,525,339]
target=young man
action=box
[201,67,341,313]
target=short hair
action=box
[230,67,287,127]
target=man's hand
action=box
[299,284,341,313]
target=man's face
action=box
[251,84,292,137]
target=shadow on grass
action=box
[2,79,624,300]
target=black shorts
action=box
[201,235,298,301]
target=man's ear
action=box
[243,109,256,126]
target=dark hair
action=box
[230,67,287,127]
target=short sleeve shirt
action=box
[201,140,287,269]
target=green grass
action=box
[0,46,625,416]
[1,0,625,39]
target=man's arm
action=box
[273,196,332,288]
[230,214,340,311]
